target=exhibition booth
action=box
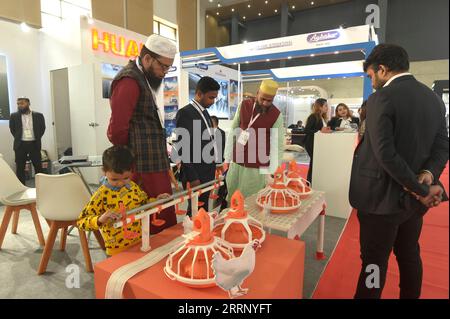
[179,24,378,218]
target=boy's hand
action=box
[157,193,171,200]
[98,211,122,226]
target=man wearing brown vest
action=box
[107,34,177,234]
[224,80,285,201]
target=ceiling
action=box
[204,0,351,22]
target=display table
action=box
[95,224,305,299]
[243,191,326,259]
[312,132,357,219]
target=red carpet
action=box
[312,165,449,299]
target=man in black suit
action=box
[173,76,221,216]
[211,115,228,210]
[9,97,46,185]
[349,44,449,299]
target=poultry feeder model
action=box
[286,160,313,199]
[164,208,234,288]
[213,191,265,254]
[256,166,302,214]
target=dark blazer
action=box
[304,114,326,156]
[214,127,226,164]
[349,75,449,216]
[328,116,360,131]
[9,111,46,151]
[174,104,217,184]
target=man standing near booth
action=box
[350,44,449,299]
[173,76,221,216]
[224,80,285,201]
[107,34,177,234]
[9,97,46,185]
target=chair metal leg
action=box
[12,210,19,234]
[0,206,14,249]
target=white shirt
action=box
[383,72,412,88]
[21,112,35,141]
[340,118,351,129]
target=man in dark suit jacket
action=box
[173,76,221,216]
[349,44,449,299]
[9,97,46,185]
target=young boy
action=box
[77,145,168,256]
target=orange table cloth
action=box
[95,224,305,299]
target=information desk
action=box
[95,224,305,299]
[312,132,358,219]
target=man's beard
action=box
[373,73,387,90]
[18,107,30,114]
[143,67,163,91]
[255,101,270,114]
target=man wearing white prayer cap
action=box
[107,34,178,235]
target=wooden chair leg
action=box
[29,204,45,247]
[78,228,93,273]
[93,230,106,251]
[60,227,68,251]
[37,221,59,275]
[0,206,14,249]
[12,209,19,234]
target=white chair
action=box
[35,173,93,275]
[0,154,45,249]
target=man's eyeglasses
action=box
[153,57,172,71]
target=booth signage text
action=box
[307,31,341,43]
[91,28,144,58]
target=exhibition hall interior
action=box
[0,0,448,301]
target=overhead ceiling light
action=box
[209,0,213,2]
[206,14,209,18]
[231,8,235,12]
[216,12,220,15]
[248,4,251,8]
[292,5,296,9]
[243,16,246,19]
[310,54,315,57]
[288,56,292,59]
[243,40,248,43]
[258,13,262,16]
[274,9,278,13]
[266,59,271,62]
[20,22,30,32]
[218,3,221,7]
[265,0,269,3]
[246,61,249,64]
[327,77,331,80]
[312,78,316,81]
[334,51,339,54]
[311,1,315,5]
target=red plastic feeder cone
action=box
[164,209,234,288]
[213,191,265,255]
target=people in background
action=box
[288,120,305,131]
[328,103,360,131]
[173,76,221,216]
[224,80,285,201]
[304,98,331,183]
[350,43,448,299]
[77,146,169,257]
[358,100,367,139]
[9,97,46,185]
[107,34,177,235]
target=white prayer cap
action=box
[144,34,177,59]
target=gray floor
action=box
[0,160,347,299]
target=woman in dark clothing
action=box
[304,98,331,183]
[328,103,360,131]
